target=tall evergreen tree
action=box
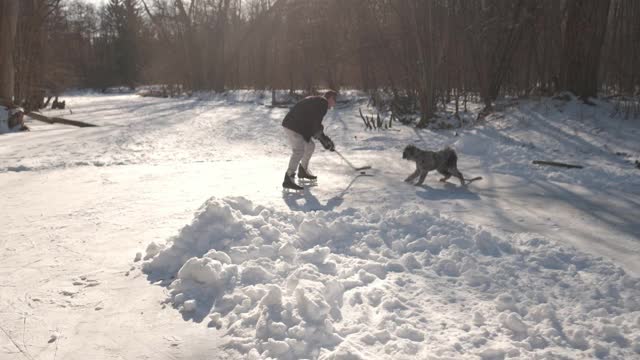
[560,0,612,99]
[104,0,141,88]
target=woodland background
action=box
[1,0,639,125]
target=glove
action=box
[317,132,335,151]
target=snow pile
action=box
[454,129,500,157]
[0,106,18,134]
[142,197,640,359]
[0,106,28,134]
[0,106,8,134]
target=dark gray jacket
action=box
[282,96,328,141]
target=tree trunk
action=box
[15,0,48,112]
[214,0,231,92]
[409,0,436,127]
[0,0,20,103]
[560,0,611,99]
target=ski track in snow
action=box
[1,91,639,359]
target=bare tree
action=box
[7,0,637,123]
[560,0,612,100]
[0,0,20,103]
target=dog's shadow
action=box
[414,182,481,201]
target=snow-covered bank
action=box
[142,196,640,359]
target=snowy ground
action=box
[1,92,639,359]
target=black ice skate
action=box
[283,172,304,191]
[297,164,317,180]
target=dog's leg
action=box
[450,168,465,186]
[438,169,451,182]
[404,169,420,183]
[416,171,428,185]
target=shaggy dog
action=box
[402,145,465,186]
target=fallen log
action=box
[532,160,583,169]
[26,111,97,128]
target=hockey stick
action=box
[334,149,372,171]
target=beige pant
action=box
[284,128,315,176]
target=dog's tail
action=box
[464,176,483,184]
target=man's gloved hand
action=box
[317,133,335,151]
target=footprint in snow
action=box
[72,276,101,288]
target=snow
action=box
[0,106,9,133]
[137,196,640,358]
[1,91,639,359]
[0,106,25,134]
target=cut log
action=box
[26,112,97,128]
[532,160,583,169]
[2,100,93,128]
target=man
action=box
[282,90,337,190]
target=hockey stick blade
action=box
[355,165,372,171]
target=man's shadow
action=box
[283,188,343,212]
[282,174,371,212]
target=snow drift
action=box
[142,196,640,359]
[0,106,26,134]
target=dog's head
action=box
[402,144,420,160]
